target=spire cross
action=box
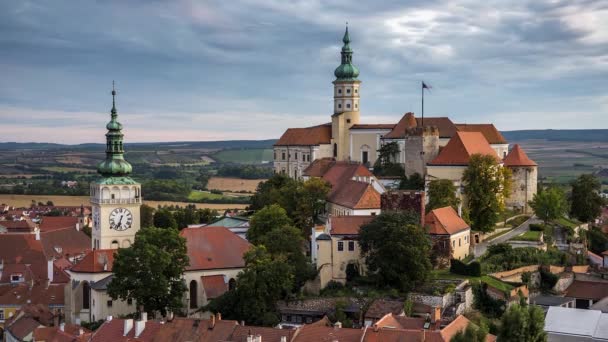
[111,81,117,116]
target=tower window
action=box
[282,153,286,160]
[338,104,342,109]
[338,89,342,94]
[347,89,351,94]
[355,89,358,94]
[346,119,351,124]
[347,104,351,109]
[355,104,358,109]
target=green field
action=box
[512,231,542,241]
[481,275,514,293]
[212,149,273,164]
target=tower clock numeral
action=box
[109,207,133,231]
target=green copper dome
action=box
[334,26,360,81]
[97,86,133,177]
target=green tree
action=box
[358,211,431,291]
[498,303,547,342]
[399,173,425,190]
[205,246,294,326]
[140,204,155,228]
[451,322,488,342]
[584,226,608,255]
[107,226,189,316]
[570,174,604,222]
[373,142,405,177]
[462,154,511,232]
[153,209,178,229]
[427,179,460,211]
[529,187,567,224]
[249,174,297,211]
[292,178,331,231]
[247,204,293,244]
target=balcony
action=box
[90,197,142,205]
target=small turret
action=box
[97,83,133,177]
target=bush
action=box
[529,223,544,231]
[325,281,344,291]
[450,259,482,277]
[540,268,559,291]
[345,263,360,283]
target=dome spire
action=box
[334,24,359,81]
[97,83,133,177]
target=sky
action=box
[1,0,608,144]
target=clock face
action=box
[109,208,133,231]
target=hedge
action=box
[450,259,482,277]
[529,223,544,231]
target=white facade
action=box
[334,82,360,114]
[90,182,142,250]
[273,145,332,178]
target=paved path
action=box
[473,216,541,258]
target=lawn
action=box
[187,191,225,201]
[431,269,481,281]
[554,217,581,229]
[212,149,273,164]
[481,275,514,293]
[511,231,542,242]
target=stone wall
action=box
[506,166,537,213]
[403,126,439,177]
[553,272,574,293]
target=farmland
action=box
[0,194,248,210]
[207,177,265,193]
[212,149,273,164]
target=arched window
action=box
[189,280,198,309]
[228,278,236,291]
[122,239,131,248]
[82,282,90,309]
[111,240,119,249]
[333,144,338,158]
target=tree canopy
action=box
[451,322,489,342]
[107,226,189,316]
[529,186,567,224]
[205,246,294,326]
[498,303,547,342]
[427,179,460,211]
[570,174,604,222]
[399,173,425,190]
[462,154,512,232]
[358,211,431,292]
[247,204,293,244]
[373,142,405,177]
[153,208,178,229]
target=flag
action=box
[422,81,431,89]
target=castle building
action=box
[503,144,538,213]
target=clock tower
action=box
[90,85,141,250]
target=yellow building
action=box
[425,206,471,261]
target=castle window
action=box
[189,280,197,309]
[82,282,90,309]
[355,89,358,94]
[111,240,119,249]
[346,119,351,124]
[459,238,461,247]
[333,143,337,158]
[346,103,351,109]
[362,151,369,165]
[107,300,113,308]
[348,241,355,251]
[338,89,342,94]
[282,152,286,160]
[338,104,342,109]
[355,104,358,109]
[347,89,351,94]
[338,241,344,251]
[295,152,298,160]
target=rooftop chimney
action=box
[431,306,441,324]
[123,318,133,336]
[59,323,65,331]
[210,315,216,329]
[47,259,53,283]
[217,312,221,321]
[134,320,146,338]
[141,312,147,322]
[280,337,287,342]
[34,227,40,240]
[106,316,113,322]
[334,322,342,329]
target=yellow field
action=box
[207,177,265,192]
[0,194,248,210]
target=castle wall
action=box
[349,129,390,166]
[506,166,537,213]
[403,127,439,177]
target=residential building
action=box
[425,206,471,261]
[564,280,608,309]
[544,306,608,341]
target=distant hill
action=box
[502,129,608,142]
[0,139,278,151]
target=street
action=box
[473,216,542,258]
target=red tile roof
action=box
[384,112,417,139]
[91,318,163,342]
[503,144,537,167]
[292,317,363,342]
[150,318,238,342]
[202,275,228,299]
[350,124,396,130]
[180,226,251,271]
[429,132,499,166]
[364,299,405,320]
[0,234,48,281]
[330,216,375,235]
[275,123,332,146]
[34,325,91,342]
[565,280,608,301]
[0,219,35,232]
[40,228,90,260]
[385,113,458,139]
[70,249,115,273]
[425,206,470,235]
[39,216,79,232]
[6,316,42,340]
[230,325,294,342]
[303,158,337,178]
[0,283,65,306]
[328,180,381,209]
[319,162,373,187]
[455,124,507,144]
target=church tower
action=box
[90,85,141,250]
[331,25,361,161]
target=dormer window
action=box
[10,274,23,283]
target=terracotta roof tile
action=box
[364,299,404,319]
[303,158,336,178]
[292,320,363,342]
[350,124,396,130]
[429,132,499,166]
[150,318,238,342]
[503,144,537,167]
[230,325,294,342]
[330,216,375,235]
[455,124,507,144]
[180,226,251,271]
[91,318,163,342]
[385,113,457,139]
[425,207,470,235]
[70,249,115,273]
[565,280,608,301]
[6,316,42,340]
[201,275,228,299]
[39,216,79,232]
[0,234,48,280]
[0,219,35,232]
[40,228,90,260]
[319,162,373,187]
[275,123,332,146]
[384,112,418,139]
[328,180,381,209]
[0,284,64,306]
[34,325,91,342]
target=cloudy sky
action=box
[1,0,608,144]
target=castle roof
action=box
[180,226,251,271]
[425,206,470,235]
[429,131,499,166]
[384,113,457,139]
[503,144,537,167]
[455,123,507,144]
[274,123,332,146]
[328,180,381,210]
[330,215,375,235]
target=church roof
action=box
[429,131,499,166]
[180,226,251,271]
[201,275,228,299]
[455,123,507,144]
[274,123,332,146]
[70,249,116,273]
[503,144,537,166]
[425,206,470,235]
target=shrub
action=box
[450,259,482,277]
[540,268,559,291]
[529,223,544,231]
[345,263,360,283]
[325,281,344,291]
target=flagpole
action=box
[421,81,424,127]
